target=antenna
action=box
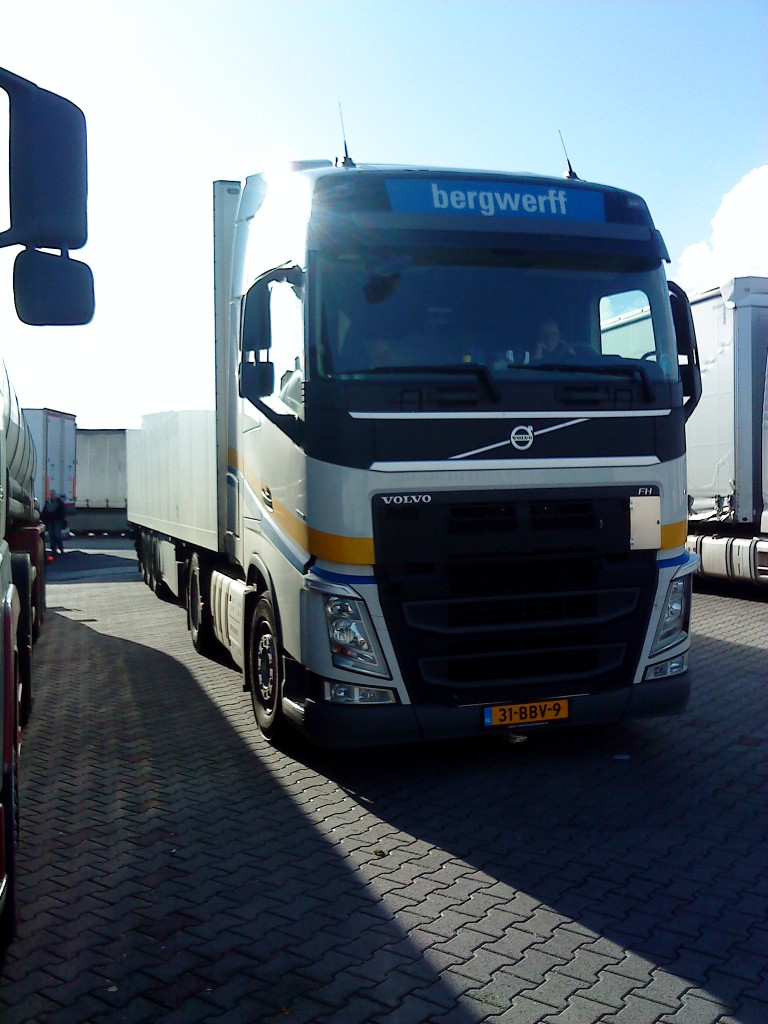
[338,103,355,168]
[558,130,579,180]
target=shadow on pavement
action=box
[45,549,138,582]
[0,602,481,1024]
[3,570,766,1023]
[294,621,768,1022]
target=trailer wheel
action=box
[150,539,173,602]
[148,537,160,593]
[139,531,151,587]
[0,733,19,949]
[248,594,287,743]
[187,552,214,655]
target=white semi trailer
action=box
[24,407,77,510]
[685,277,768,583]
[74,428,128,534]
[129,162,702,749]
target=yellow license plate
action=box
[484,699,569,727]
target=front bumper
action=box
[288,673,692,749]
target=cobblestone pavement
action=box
[0,541,766,1024]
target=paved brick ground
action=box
[0,542,766,1023]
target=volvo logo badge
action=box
[510,425,535,451]
[380,494,432,505]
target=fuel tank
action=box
[2,362,38,522]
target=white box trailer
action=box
[74,428,129,533]
[23,407,77,510]
[127,410,218,594]
[685,277,768,583]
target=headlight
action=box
[323,595,390,678]
[650,576,691,655]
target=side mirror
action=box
[242,283,270,354]
[239,360,274,402]
[668,280,702,420]
[14,248,94,325]
[241,264,303,353]
[0,66,88,249]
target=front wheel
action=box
[248,595,287,743]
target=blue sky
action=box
[1,0,766,427]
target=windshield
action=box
[312,248,678,385]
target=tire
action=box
[248,594,287,743]
[139,531,151,587]
[187,552,214,655]
[31,537,46,641]
[18,647,31,731]
[12,555,33,728]
[148,537,159,593]
[0,740,19,950]
[150,539,173,602]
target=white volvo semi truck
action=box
[129,162,702,748]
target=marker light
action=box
[323,595,390,678]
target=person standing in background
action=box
[41,489,67,557]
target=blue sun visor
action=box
[386,179,606,223]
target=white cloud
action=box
[673,165,768,296]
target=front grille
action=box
[403,587,640,633]
[374,492,631,564]
[372,489,657,707]
[419,642,625,688]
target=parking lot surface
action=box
[0,539,766,1023]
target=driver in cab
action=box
[531,318,576,362]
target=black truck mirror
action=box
[239,359,274,402]
[668,280,702,419]
[241,264,303,353]
[241,282,270,354]
[14,248,94,325]
[1,66,94,325]
[0,67,88,249]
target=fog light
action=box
[325,681,396,705]
[644,652,688,681]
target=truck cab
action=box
[215,165,702,747]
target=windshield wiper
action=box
[339,364,500,402]
[510,362,654,400]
